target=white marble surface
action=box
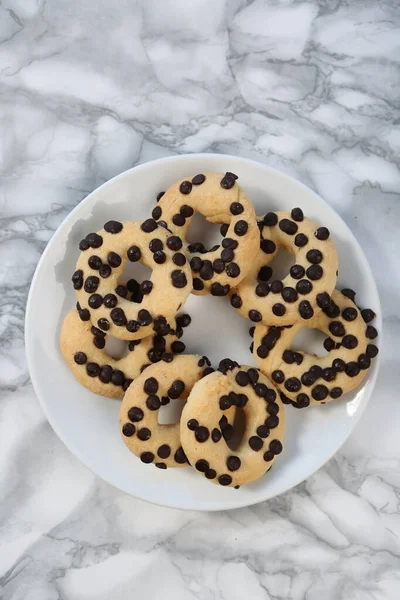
[1,0,400,598]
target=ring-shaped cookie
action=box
[73,220,192,340]
[253,289,379,407]
[180,360,285,487]
[230,209,339,326]
[60,309,189,398]
[153,172,259,296]
[119,355,228,469]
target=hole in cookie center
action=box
[117,262,152,303]
[290,327,328,358]
[265,248,295,282]
[103,335,129,360]
[222,407,246,451]
[158,399,186,425]
[186,213,222,250]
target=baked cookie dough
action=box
[73,220,192,340]
[119,355,224,468]
[253,289,379,407]
[154,172,259,296]
[230,209,339,326]
[60,309,189,398]
[180,359,285,487]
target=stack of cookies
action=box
[61,171,379,488]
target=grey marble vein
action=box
[1,0,400,598]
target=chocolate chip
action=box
[306,249,322,264]
[86,362,100,377]
[211,282,230,296]
[342,288,356,301]
[249,436,263,451]
[157,445,171,459]
[366,326,378,339]
[263,450,274,462]
[315,227,330,240]
[173,214,186,227]
[156,191,165,202]
[98,264,111,279]
[256,345,268,359]
[299,300,314,320]
[322,368,336,382]
[165,236,181,252]
[87,294,102,309]
[102,294,116,309]
[261,212,277,227]
[346,362,360,377]
[324,337,335,352]
[190,257,203,273]
[152,206,162,220]
[74,352,87,365]
[188,242,206,254]
[195,459,209,473]
[180,204,194,218]
[229,202,243,215]
[174,447,188,464]
[289,264,304,280]
[342,334,358,349]
[218,474,233,486]
[324,300,341,318]
[279,219,298,235]
[332,358,346,372]
[315,292,330,309]
[282,350,294,364]
[295,393,310,408]
[285,377,301,392]
[162,352,173,363]
[137,427,151,441]
[221,248,234,262]
[306,265,323,280]
[329,321,345,337]
[296,280,312,295]
[127,245,141,262]
[260,238,276,254]
[110,308,126,326]
[312,385,328,401]
[116,285,129,299]
[234,371,248,387]
[220,172,238,189]
[192,173,206,185]
[254,282,268,298]
[294,233,308,247]
[227,456,241,471]
[141,219,158,233]
[199,260,213,280]
[171,252,185,267]
[79,239,89,251]
[272,303,285,317]
[171,270,188,288]
[366,344,379,358]
[83,275,100,293]
[195,426,209,443]
[187,419,198,431]
[179,180,192,194]
[265,415,279,428]
[258,266,273,282]
[269,439,283,455]
[148,238,163,253]
[211,428,222,442]
[234,220,248,236]
[220,223,229,237]
[330,387,343,399]
[230,294,242,308]
[128,407,144,423]
[168,380,185,399]
[357,354,370,371]
[270,280,283,294]
[249,309,262,322]
[77,307,90,321]
[86,233,103,248]
[71,269,84,291]
[140,452,154,464]
[361,308,375,323]
[226,263,240,278]
[342,307,357,321]
[272,370,284,384]
[212,259,225,274]
[176,314,191,329]
[122,423,135,437]
[126,320,140,333]
[152,250,166,264]
[193,278,204,291]
[291,207,304,221]
[282,287,298,303]
[142,378,157,395]
[222,238,238,249]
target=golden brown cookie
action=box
[60,309,190,398]
[154,172,259,296]
[230,209,339,326]
[119,355,231,469]
[180,359,285,487]
[73,220,192,340]
[253,289,379,407]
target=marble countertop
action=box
[1,0,400,598]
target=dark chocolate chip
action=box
[315,227,330,240]
[235,371,249,387]
[299,300,314,320]
[230,294,242,309]
[263,212,278,226]
[155,462,167,469]
[74,352,87,365]
[104,220,123,234]
[211,282,230,296]
[192,173,206,185]
[127,245,141,262]
[346,362,360,377]
[358,354,371,369]
[156,191,165,202]
[88,294,102,309]
[140,452,154,464]
[306,265,323,280]
[249,436,263,451]
[265,415,279,428]
[279,219,298,235]
[153,250,166,264]
[218,474,233,486]
[342,288,356,301]
[196,459,209,472]
[126,320,140,333]
[332,358,346,372]
[86,362,100,377]
[211,428,222,443]
[255,282,269,297]
[128,407,144,422]
[294,233,308,247]
[366,326,378,339]
[195,426,209,443]
[227,456,241,471]
[282,287,298,303]
[329,321,345,337]
[172,214,185,227]
[174,447,188,464]
[180,180,192,195]
[86,233,103,248]
[234,220,248,236]
[342,334,358,349]
[220,172,238,189]
[272,370,284,384]
[79,239,89,251]
[249,309,262,322]
[221,247,234,262]
[258,266,273,282]
[190,257,203,273]
[222,238,238,249]
[226,263,240,278]
[158,445,171,459]
[193,278,204,291]
[141,219,158,233]
[110,308,127,326]
[168,379,185,399]
[260,239,276,254]
[316,292,331,309]
[171,270,188,288]
[199,260,213,280]
[291,207,304,221]
[180,204,194,218]
[290,264,305,280]
[103,294,117,309]
[98,264,111,278]
[366,344,379,358]
[88,256,102,270]
[187,419,198,431]
[270,280,283,294]
[137,427,151,441]
[152,206,162,220]
[312,385,328,400]
[173,252,186,267]
[149,238,163,253]
[322,368,336,382]
[272,303,286,317]
[122,423,135,437]
[256,345,269,359]
[306,249,323,264]
[212,258,225,274]
[324,337,335,352]
[324,300,341,318]
[285,377,301,392]
[361,308,376,323]
[263,451,274,462]
[342,307,358,321]
[295,393,310,408]
[330,387,343,399]
[296,279,313,295]
[230,202,243,215]
[220,223,229,237]
[269,439,283,455]
[167,236,183,251]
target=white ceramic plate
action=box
[25,154,381,511]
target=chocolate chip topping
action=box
[366,325,378,339]
[306,265,323,280]
[249,309,262,322]
[341,288,356,301]
[195,426,209,443]
[249,436,263,451]
[296,280,313,295]
[141,219,158,233]
[291,207,304,222]
[171,270,188,288]
[227,456,241,471]
[299,300,314,319]
[306,249,323,264]
[270,280,283,294]
[230,294,242,309]
[361,308,375,323]
[272,370,284,383]
[294,233,308,247]
[128,407,144,422]
[140,452,154,464]
[122,423,135,437]
[193,278,204,291]
[234,220,248,236]
[279,219,298,235]
[272,303,286,317]
[263,212,278,226]
[104,220,123,234]
[152,206,162,220]
[218,474,233,486]
[192,173,206,185]
[312,385,328,401]
[86,233,103,248]
[220,172,238,189]
[290,264,305,280]
[315,227,330,240]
